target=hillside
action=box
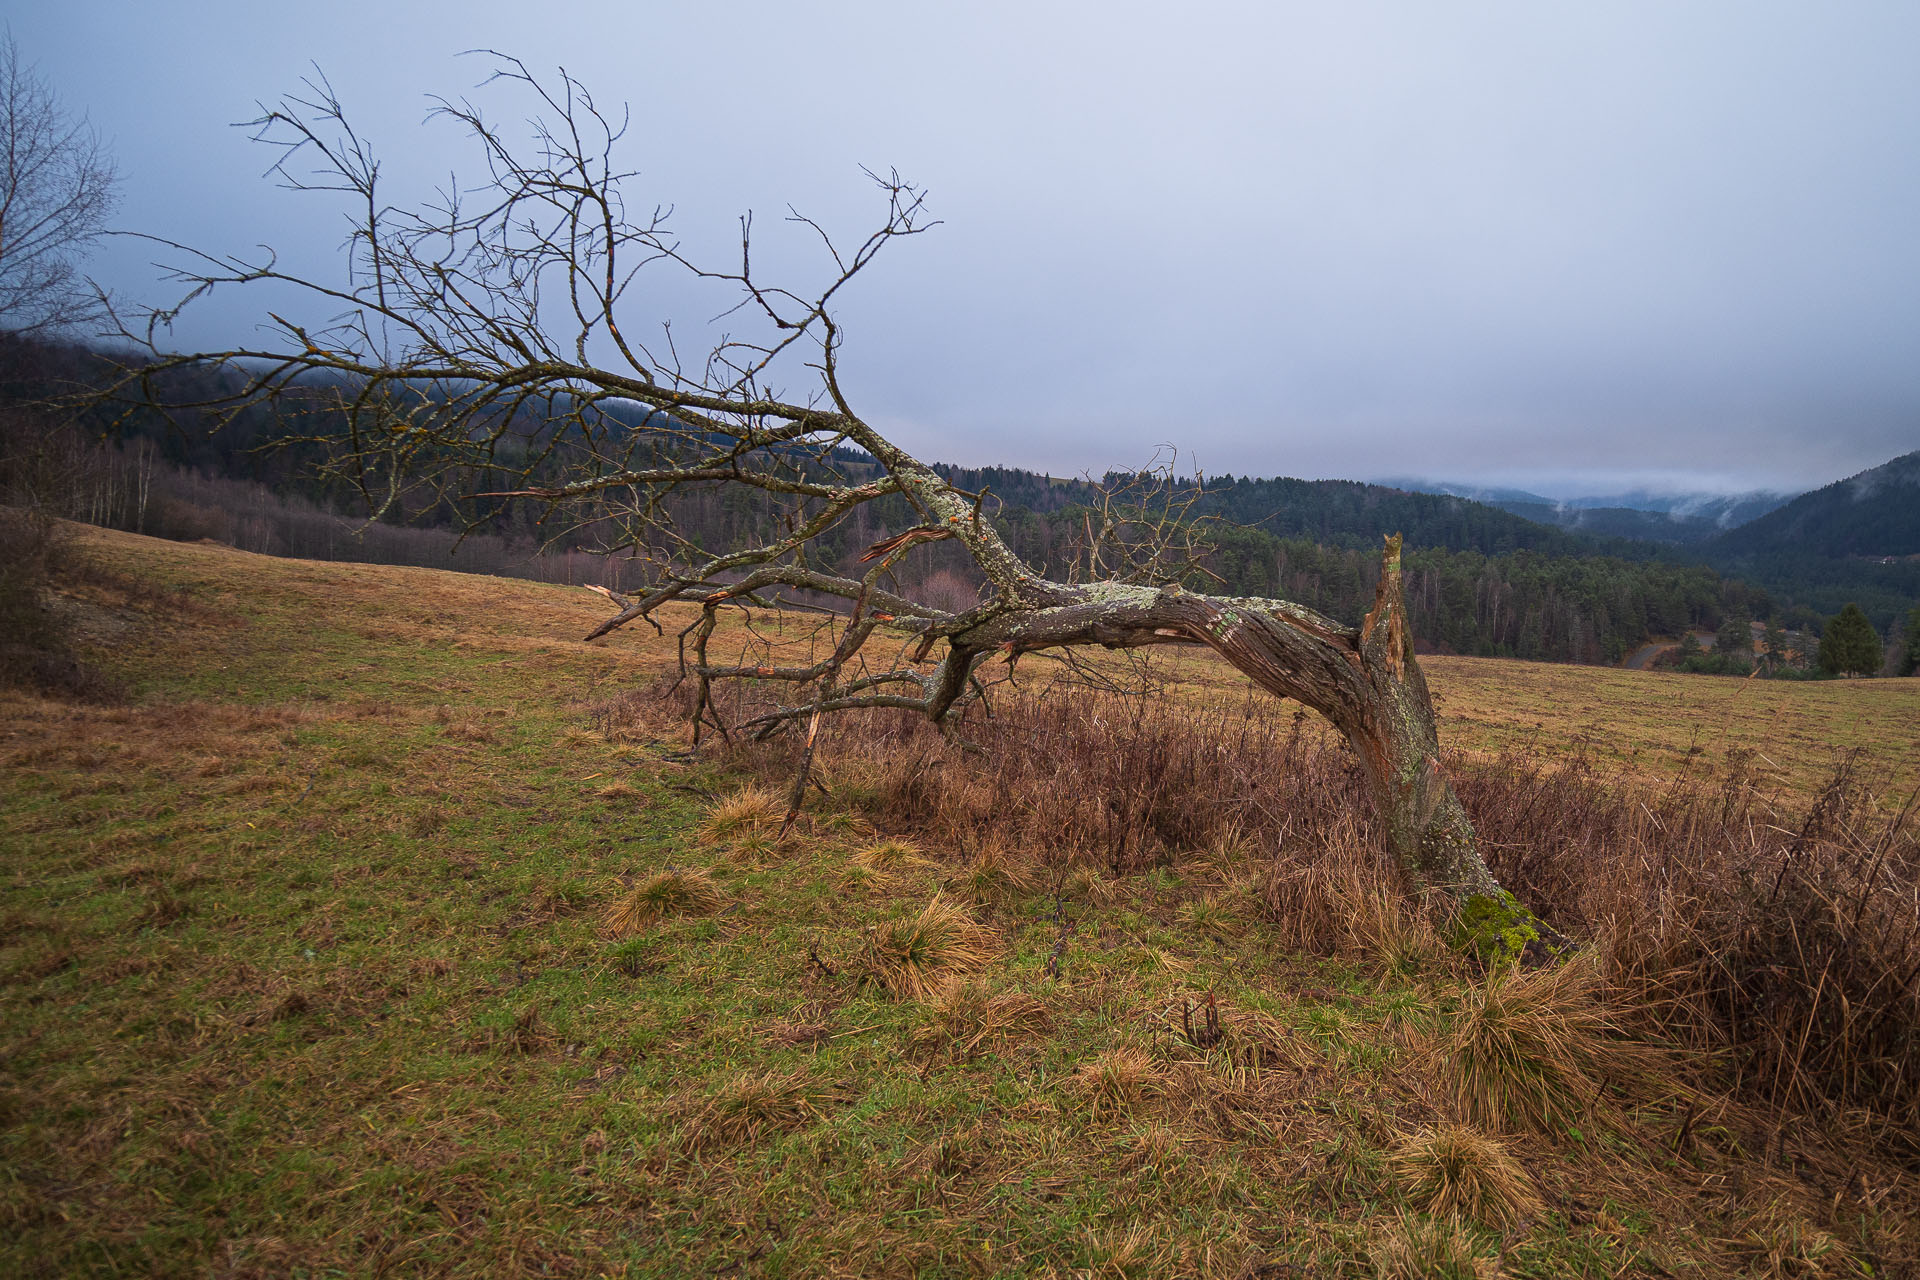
[1709,450,1920,560]
[0,332,1760,667]
[4,529,1919,1277]
[1699,451,1920,628]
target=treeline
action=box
[1201,530,1742,663]
[973,517,1738,665]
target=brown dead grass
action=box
[911,981,1051,1060]
[1368,1212,1499,1280]
[11,525,1918,1276]
[696,785,786,847]
[1071,1047,1167,1122]
[690,674,1920,1164]
[687,1068,837,1148]
[852,836,933,871]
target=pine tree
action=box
[1818,604,1883,677]
[1901,605,1920,677]
[1715,613,1751,656]
[1762,619,1788,672]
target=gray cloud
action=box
[15,0,1919,493]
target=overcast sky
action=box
[14,1,1920,496]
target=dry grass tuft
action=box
[1387,1124,1542,1231]
[911,981,1051,1059]
[594,780,642,801]
[690,1069,829,1147]
[1346,887,1453,977]
[697,786,786,848]
[603,867,726,939]
[1072,1047,1167,1121]
[1082,1221,1176,1277]
[583,681,685,744]
[1368,1213,1499,1280]
[1175,893,1240,939]
[1722,1201,1849,1278]
[853,836,931,870]
[763,1019,833,1049]
[1116,1120,1186,1174]
[952,839,1038,906]
[1258,857,1359,954]
[466,1004,551,1056]
[835,863,888,894]
[1430,955,1644,1134]
[435,707,499,744]
[858,892,1000,1000]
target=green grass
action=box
[1,527,1912,1277]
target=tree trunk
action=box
[953,536,1507,909]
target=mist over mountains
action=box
[1378,478,1799,546]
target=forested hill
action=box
[1695,451,1920,629]
[1381,481,1798,547]
[1192,475,1609,557]
[932,468,1625,560]
[1707,451,1920,560]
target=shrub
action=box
[682,676,1920,1155]
[0,507,84,692]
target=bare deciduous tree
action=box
[0,34,116,334]
[120,57,1539,933]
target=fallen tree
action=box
[116,57,1541,943]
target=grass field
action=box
[3,527,1917,1278]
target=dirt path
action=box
[1623,630,1718,670]
[1624,641,1675,670]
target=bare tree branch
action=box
[105,55,1533,923]
[0,34,118,336]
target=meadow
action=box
[3,526,1917,1278]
